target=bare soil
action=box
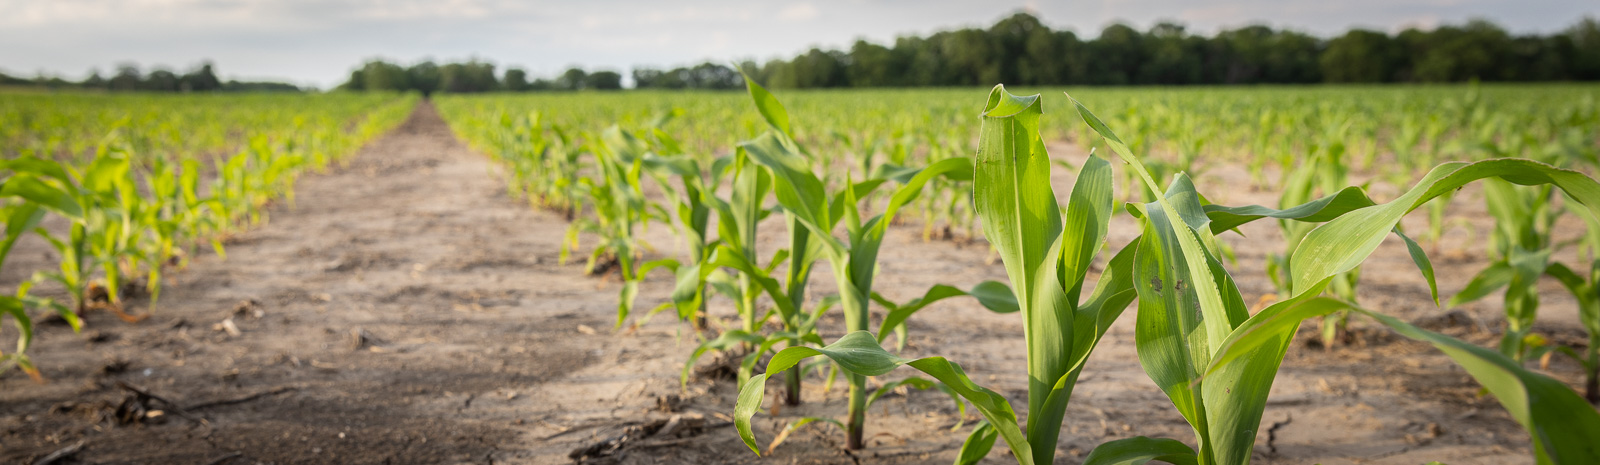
[1,102,1592,464]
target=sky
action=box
[2,0,1596,89]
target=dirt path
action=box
[1,102,1584,464]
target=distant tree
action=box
[144,68,181,91]
[1140,22,1203,84]
[634,63,739,90]
[0,71,30,86]
[319,13,1600,92]
[848,40,903,87]
[1504,35,1570,81]
[683,63,740,89]
[82,69,107,89]
[440,61,498,92]
[1090,24,1144,85]
[941,29,999,86]
[409,61,441,94]
[504,68,530,91]
[989,12,1045,84]
[1565,17,1600,80]
[586,70,622,90]
[181,62,222,91]
[556,67,587,90]
[358,60,410,91]
[632,68,665,88]
[109,64,142,91]
[897,36,945,86]
[1321,29,1401,82]
[1263,29,1322,83]
[790,48,849,88]
[760,59,796,88]
[1408,20,1512,82]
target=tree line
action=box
[335,60,626,94]
[340,13,1599,94]
[1,62,301,92]
[753,13,1600,87]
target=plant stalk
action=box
[835,262,870,450]
[1587,371,1598,405]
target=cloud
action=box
[779,2,819,21]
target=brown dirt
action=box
[1,102,1591,464]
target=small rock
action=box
[214,318,242,337]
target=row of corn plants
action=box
[733,86,1600,464]
[441,81,1016,450]
[435,84,1600,463]
[1,92,416,380]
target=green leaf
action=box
[0,203,46,266]
[737,68,792,137]
[1449,261,1514,307]
[734,331,1034,464]
[975,85,1072,465]
[1072,94,1235,363]
[740,133,838,256]
[1203,296,1354,377]
[1395,228,1440,306]
[1291,159,1600,295]
[1203,186,1376,234]
[1,176,82,219]
[1081,436,1199,465]
[954,422,998,465]
[875,281,1018,346]
[1355,309,1600,464]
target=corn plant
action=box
[1449,179,1561,362]
[560,128,665,281]
[623,128,727,330]
[1544,201,1599,403]
[1266,136,1365,349]
[0,184,80,381]
[1074,95,1600,464]
[735,79,1017,451]
[672,135,813,404]
[2,152,145,321]
[733,85,1138,464]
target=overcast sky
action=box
[2,0,1595,89]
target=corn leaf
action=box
[954,421,998,465]
[874,280,1018,345]
[1081,436,1199,465]
[739,70,792,137]
[1355,309,1600,464]
[734,331,1033,464]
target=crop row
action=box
[0,92,417,380]
[439,82,1600,465]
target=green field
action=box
[5,84,1600,464]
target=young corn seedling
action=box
[0,180,81,381]
[624,126,727,330]
[3,152,148,322]
[736,79,1015,451]
[1266,136,1365,350]
[561,128,667,282]
[135,157,212,313]
[734,85,1138,464]
[1073,95,1600,465]
[674,134,815,404]
[1544,201,1599,403]
[1449,179,1561,362]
